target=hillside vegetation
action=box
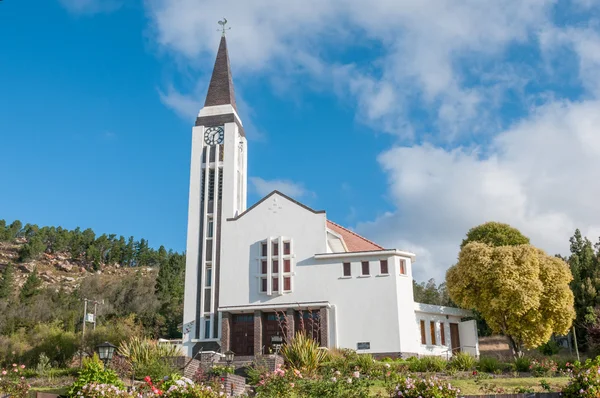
[0,219,185,366]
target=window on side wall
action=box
[399,259,406,275]
[380,260,388,274]
[420,320,426,344]
[261,242,268,257]
[204,317,211,339]
[440,323,446,346]
[430,321,436,345]
[361,261,370,276]
[261,278,267,292]
[343,262,351,277]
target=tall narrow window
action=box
[380,260,388,274]
[343,262,351,277]
[206,267,212,287]
[261,242,268,257]
[440,323,446,346]
[284,259,291,272]
[430,321,436,345]
[272,260,279,273]
[284,277,291,291]
[361,261,370,276]
[261,260,267,274]
[204,289,211,312]
[207,219,213,238]
[420,320,426,344]
[284,242,291,255]
[272,277,279,292]
[261,278,267,292]
[272,242,279,256]
[204,318,211,339]
[399,260,406,275]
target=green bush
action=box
[562,357,600,397]
[538,340,560,356]
[28,325,79,367]
[514,357,531,372]
[449,352,475,371]
[280,332,329,375]
[408,356,447,372]
[477,356,502,373]
[118,337,181,381]
[67,354,124,397]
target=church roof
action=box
[326,220,385,252]
[204,36,237,111]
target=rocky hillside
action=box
[0,240,158,293]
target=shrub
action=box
[529,358,558,377]
[385,374,461,398]
[477,356,502,373]
[0,364,31,398]
[118,336,181,381]
[67,354,124,397]
[538,339,560,356]
[413,356,447,372]
[562,358,600,398]
[449,352,475,371]
[514,356,531,372]
[207,365,234,377]
[280,331,329,375]
[299,369,372,398]
[27,325,79,367]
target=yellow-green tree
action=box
[446,242,575,357]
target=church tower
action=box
[182,34,247,357]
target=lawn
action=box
[369,376,570,396]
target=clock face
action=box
[204,126,224,145]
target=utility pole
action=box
[80,298,103,366]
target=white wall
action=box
[414,304,475,358]
[459,320,480,357]
[220,192,416,354]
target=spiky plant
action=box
[280,331,328,375]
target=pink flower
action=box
[12,364,16,367]
[20,365,25,369]
[353,371,360,378]
[289,383,295,387]
[1,371,6,375]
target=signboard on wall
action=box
[356,342,370,350]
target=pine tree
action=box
[0,264,16,299]
[20,268,42,301]
[18,236,47,262]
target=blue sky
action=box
[2,0,600,281]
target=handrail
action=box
[441,345,478,360]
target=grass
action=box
[369,376,570,396]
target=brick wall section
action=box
[221,312,231,352]
[222,374,246,397]
[319,307,328,347]
[285,308,295,342]
[254,310,263,356]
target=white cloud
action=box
[159,86,203,122]
[145,0,555,140]
[58,0,121,15]
[356,99,600,281]
[250,177,311,199]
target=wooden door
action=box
[450,323,461,353]
[231,314,254,356]
[263,313,284,353]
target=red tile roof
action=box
[326,220,385,252]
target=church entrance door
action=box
[231,314,254,356]
[263,313,285,354]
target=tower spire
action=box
[204,23,237,111]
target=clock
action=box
[204,126,224,145]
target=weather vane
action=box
[217,18,231,37]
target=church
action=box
[181,34,479,360]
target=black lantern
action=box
[96,341,117,365]
[224,350,235,366]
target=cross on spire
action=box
[217,18,231,37]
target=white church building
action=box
[182,35,479,360]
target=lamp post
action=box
[224,350,235,367]
[96,341,117,366]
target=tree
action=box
[413,279,453,307]
[446,242,575,357]
[17,236,46,262]
[0,264,15,299]
[461,221,530,249]
[20,268,43,301]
